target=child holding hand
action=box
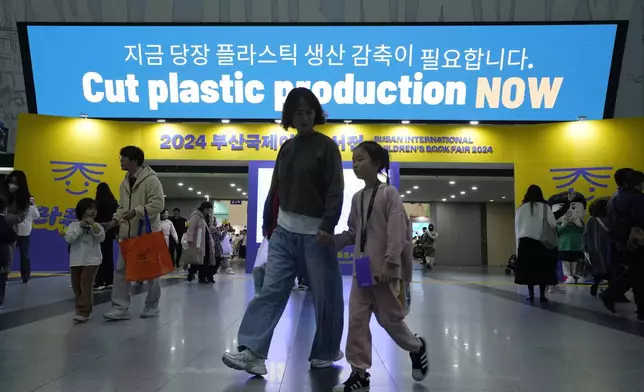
[333,141,428,392]
[65,198,105,323]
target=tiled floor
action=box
[1,266,643,392]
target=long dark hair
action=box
[522,184,546,215]
[2,170,31,210]
[95,182,116,206]
[280,87,326,130]
[198,201,213,225]
[354,141,391,184]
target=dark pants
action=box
[71,265,99,317]
[240,245,247,259]
[0,273,7,306]
[604,259,644,314]
[96,239,114,287]
[17,235,30,282]
[189,264,217,282]
[170,237,183,268]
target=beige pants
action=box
[346,278,421,371]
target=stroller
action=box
[505,254,517,275]
[413,242,424,260]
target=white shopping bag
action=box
[254,238,269,268]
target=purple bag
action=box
[355,255,374,288]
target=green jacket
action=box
[557,222,584,251]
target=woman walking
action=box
[94,183,119,290]
[183,202,217,284]
[514,185,558,303]
[583,197,611,297]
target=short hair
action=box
[75,198,98,220]
[589,197,609,217]
[280,87,326,130]
[173,208,180,212]
[624,170,644,188]
[120,146,145,166]
[614,168,634,187]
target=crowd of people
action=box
[514,168,644,316]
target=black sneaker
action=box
[333,371,370,392]
[410,336,429,381]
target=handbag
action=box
[254,238,269,268]
[180,227,204,266]
[540,203,559,249]
[120,209,174,281]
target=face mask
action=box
[8,184,18,193]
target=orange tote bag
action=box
[120,209,174,282]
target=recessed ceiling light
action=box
[344,120,352,124]
[204,195,210,198]
[449,181,456,185]
[237,188,242,192]
[197,191,202,195]
[221,119,230,124]
[490,199,495,202]
[471,186,478,190]
[442,198,447,202]
[157,119,166,123]
[413,185,419,189]
[469,120,479,125]
[79,113,89,119]
[230,183,235,187]
[401,194,405,198]
[274,119,281,124]
[188,187,193,191]
[242,192,247,195]
[460,191,466,195]
[178,182,183,186]
[401,120,410,124]
[406,190,411,194]
[502,196,507,199]
[450,195,456,198]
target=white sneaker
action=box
[549,285,567,294]
[311,350,344,369]
[222,350,268,376]
[141,308,160,318]
[226,268,235,275]
[73,315,89,323]
[103,309,131,321]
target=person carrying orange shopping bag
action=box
[103,146,166,321]
[334,141,428,392]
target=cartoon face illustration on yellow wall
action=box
[550,167,613,202]
[50,161,107,196]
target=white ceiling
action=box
[400,175,515,203]
[159,172,514,204]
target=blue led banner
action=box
[20,23,624,121]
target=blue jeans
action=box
[237,226,344,360]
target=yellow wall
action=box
[14,113,644,234]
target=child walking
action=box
[65,198,105,323]
[334,141,428,391]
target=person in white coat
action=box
[220,224,234,274]
[16,197,40,283]
[159,209,178,247]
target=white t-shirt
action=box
[277,208,321,235]
[65,222,106,267]
[17,205,41,236]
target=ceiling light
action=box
[401,194,405,198]
[449,181,456,185]
[188,187,193,191]
[469,120,479,125]
[502,196,507,199]
[79,113,89,119]
[471,186,478,191]
[178,182,183,186]
[274,119,281,124]
[577,115,587,121]
[242,192,247,196]
[413,185,419,189]
[204,195,210,198]
[344,120,352,124]
[460,191,466,195]
[237,188,242,192]
[221,119,230,124]
[197,191,202,195]
[157,119,166,123]
[406,190,411,194]
[490,199,494,202]
[401,120,410,124]
[163,194,166,198]
[442,198,447,202]
[230,183,235,187]
[450,195,456,199]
